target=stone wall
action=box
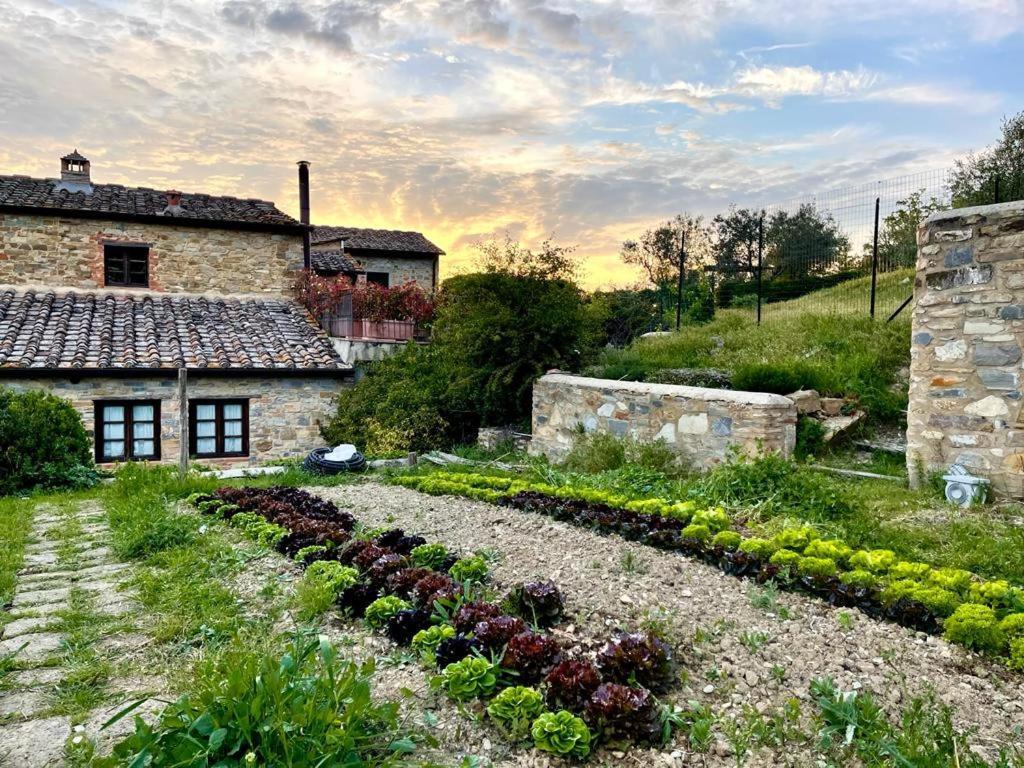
[0,213,304,296]
[907,200,1024,495]
[529,373,797,468]
[2,375,348,467]
[352,253,436,288]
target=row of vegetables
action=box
[186,486,683,760]
[389,472,1024,671]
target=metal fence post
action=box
[676,229,685,331]
[995,173,1001,204]
[870,196,880,319]
[756,214,764,326]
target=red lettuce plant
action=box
[501,631,561,683]
[508,581,564,627]
[435,634,484,670]
[596,632,676,693]
[412,573,459,607]
[473,616,527,650]
[387,567,435,598]
[454,602,503,634]
[385,608,434,646]
[353,544,392,571]
[583,683,661,745]
[366,554,406,586]
[544,659,602,712]
[337,583,379,618]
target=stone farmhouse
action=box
[310,225,443,289]
[0,151,371,467]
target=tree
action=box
[474,233,579,282]
[951,111,1024,207]
[764,204,850,279]
[866,191,948,269]
[620,214,713,291]
[712,206,762,278]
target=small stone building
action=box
[310,225,443,288]
[907,200,1024,495]
[0,151,352,467]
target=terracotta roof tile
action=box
[311,249,360,273]
[0,175,301,228]
[311,225,444,255]
[0,288,348,371]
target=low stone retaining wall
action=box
[529,373,797,468]
[907,200,1024,495]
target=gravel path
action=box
[0,500,158,768]
[313,481,1024,767]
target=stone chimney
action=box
[161,190,184,217]
[57,149,93,193]
[297,160,311,269]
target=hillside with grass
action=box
[590,271,913,423]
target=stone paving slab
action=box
[18,563,129,586]
[19,553,58,573]
[12,587,71,608]
[7,667,63,688]
[0,689,48,719]
[1,616,52,639]
[0,633,63,662]
[0,715,71,768]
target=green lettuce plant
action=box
[410,543,448,570]
[711,530,741,550]
[364,596,411,629]
[680,523,711,541]
[438,656,499,700]
[304,561,359,595]
[531,710,591,758]
[486,686,545,740]
[449,555,489,583]
[411,625,456,663]
[943,604,1004,653]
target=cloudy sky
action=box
[0,0,1021,286]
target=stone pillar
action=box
[907,201,1024,495]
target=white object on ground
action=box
[942,463,989,507]
[210,465,287,479]
[325,444,359,462]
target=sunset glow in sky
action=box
[1,0,1021,287]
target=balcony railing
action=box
[322,316,423,341]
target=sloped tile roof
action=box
[0,175,301,229]
[311,225,444,255]
[0,288,348,371]
[311,249,360,273]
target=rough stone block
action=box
[979,370,1019,390]
[934,340,967,361]
[786,389,820,414]
[944,245,974,267]
[925,265,992,290]
[974,344,1021,366]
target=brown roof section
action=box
[0,288,348,372]
[0,175,302,230]
[311,249,360,274]
[311,225,444,255]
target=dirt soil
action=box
[311,480,1024,768]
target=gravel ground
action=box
[311,480,1024,768]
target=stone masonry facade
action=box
[530,373,797,469]
[355,255,435,287]
[907,200,1024,495]
[3,376,346,467]
[0,213,304,297]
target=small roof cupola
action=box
[57,149,93,193]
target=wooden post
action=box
[178,368,188,478]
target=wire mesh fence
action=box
[702,167,1019,325]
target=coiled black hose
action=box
[303,447,367,475]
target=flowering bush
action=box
[294,270,352,318]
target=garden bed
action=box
[314,480,1024,765]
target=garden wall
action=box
[530,372,797,468]
[907,200,1024,495]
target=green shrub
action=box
[689,451,852,522]
[410,543,448,570]
[795,415,827,458]
[943,604,1004,653]
[96,633,419,768]
[562,432,681,477]
[449,555,489,584]
[712,530,742,550]
[0,388,96,494]
[486,686,545,741]
[365,596,411,629]
[438,656,499,700]
[732,361,824,396]
[531,710,592,759]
